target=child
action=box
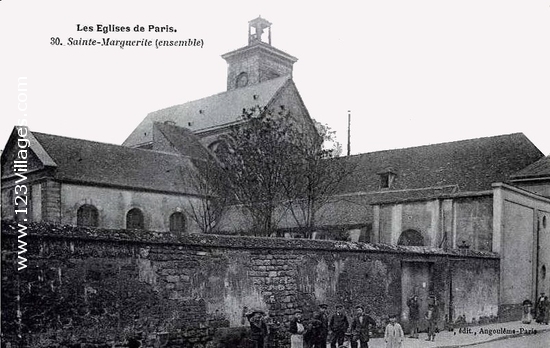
[425,304,437,341]
[384,314,404,348]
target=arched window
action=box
[126,208,144,230]
[398,229,425,246]
[170,212,186,233]
[77,204,99,227]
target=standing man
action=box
[536,292,548,324]
[329,305,349,348]
[406,294,420,338]
[248,310,268,348]
[304,312,325,348]
[350,305,377,348]
[318,304,330,346]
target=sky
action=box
[1,0,549,156]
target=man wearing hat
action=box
[350,305,377,348]
[406,294,420,338]
[247,309,268,348]
[319,304,330,346]
[536,292,549,324]
[329,305,349,348]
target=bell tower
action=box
[248,16,272,45]
[222,16,298,91]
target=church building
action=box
[123,16,312,155]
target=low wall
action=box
[1,221,500,347]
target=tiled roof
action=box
[338,133,544,195]
[153,122,212,161]
[32,132,200,195]
[345,186,461,205]
[511,156,550,180]
[123,75,292,147]
[1,127,57,168]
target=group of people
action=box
[288,304,331,348]
[247,310,270,348]
[521,293,550,325]
[245,289,550,347]
[250,303,407,348]
[406,293,438,342]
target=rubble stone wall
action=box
[1,221,499,348]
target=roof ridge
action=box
[148,74,292,115]
[510,154,550,179]
[346,132,528,158]
[32,131,190,159]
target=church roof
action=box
[510,155,550,180]
[338,133,544,196]
[31,132,201,195]
[123,75,292,147]
[153,122,212,161]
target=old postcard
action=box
[1,1,549,347]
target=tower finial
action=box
[223,17,296,91]
[248,16,272,45]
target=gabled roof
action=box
[511,155,550,180]
[153,122,212,161]
[0,127,57,168]
[31,132,200,195]
[123,75,292,147]
[338,133,544,195]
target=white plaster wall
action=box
[494,184,550,304]
[60,183,203,233]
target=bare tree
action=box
[181,157,229,234]
[216,106,298,236]
[281,122,355,238]
[217,106,353,237]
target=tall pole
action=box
[535,216,540,301]
[347,110,351,156]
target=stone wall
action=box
[1,221,499,348]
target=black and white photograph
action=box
[1,1,550,347]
